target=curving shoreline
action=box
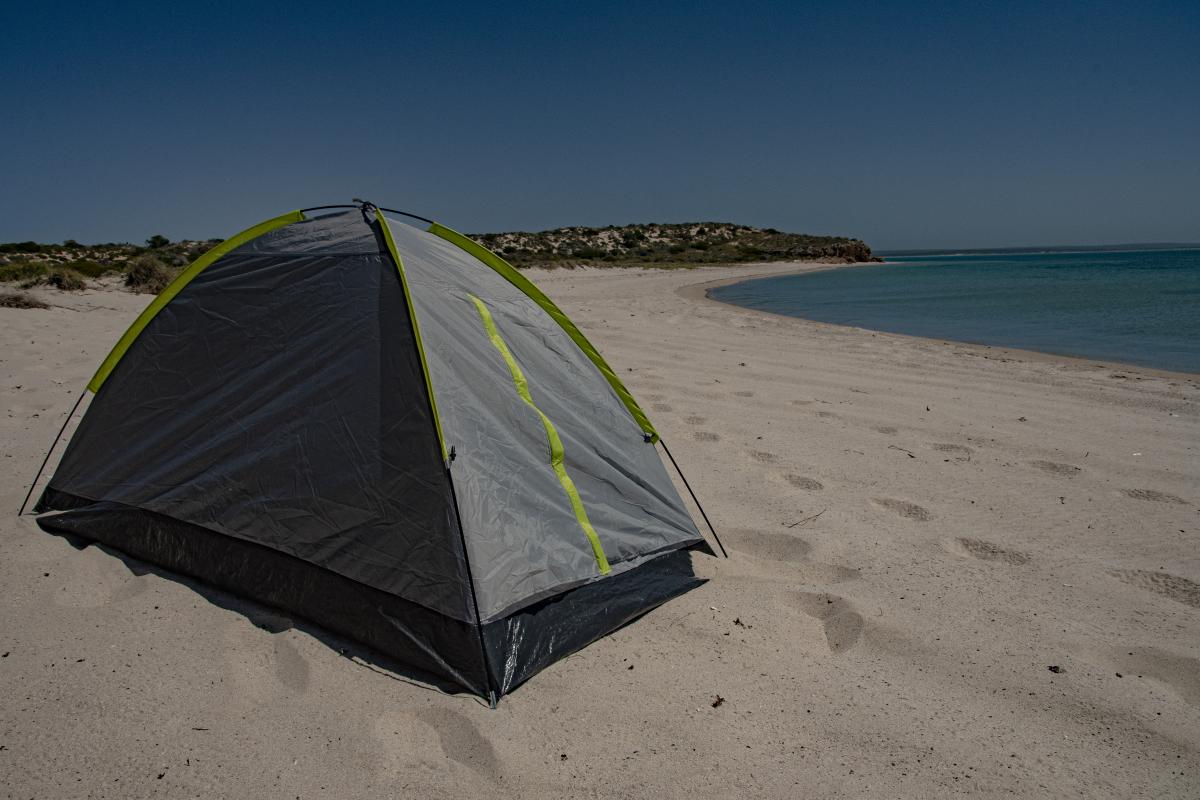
[694,260,1200,380]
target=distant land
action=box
[879,242,1200,257]
[0,222,878,297]
[473,222,877,267]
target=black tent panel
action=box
[41,244,474,624]
[36,488,489,695]
[482,549,703,695]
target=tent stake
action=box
[18,387,87,516]
[659,439,728,558]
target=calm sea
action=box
[710,248,1200,374]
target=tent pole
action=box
[659,439,728,558]
[373,211,499,706]
[18,387,87,516]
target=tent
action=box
[32,203,717,703]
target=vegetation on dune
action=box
[0,238,197,297]
[125,255,177,294]
[474,222,878,269]
[0,221,876,303]
[0,291,49,309]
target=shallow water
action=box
[711,248,1200,373]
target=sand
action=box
[1,264,1198,798]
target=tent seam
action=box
[425,222,659,443]
[467,293,612,576]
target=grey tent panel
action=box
[384,215,702,622]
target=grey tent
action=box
[33,204,714,702]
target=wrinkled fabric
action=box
[46,211,475,622]
[384,215,703,622]
[41,207,704,635]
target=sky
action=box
[1,1,1197,250]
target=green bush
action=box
[0,261,48,283]
[0,241,42,254]
[125,255,176,294]
[145,234,170,249]
[61,259,111,278]
[45,269,88,291]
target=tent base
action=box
[35,488,706,700]
[482,548,704,694]
[36,488,490,696]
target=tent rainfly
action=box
[31,203,717,703]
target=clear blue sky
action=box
[2,1,1197,250]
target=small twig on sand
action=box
[888,445,916,458]
[786,508,827,529]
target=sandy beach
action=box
[2,262,1198,798]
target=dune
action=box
[1,263,1197,797]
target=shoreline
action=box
[691,260,1200,382]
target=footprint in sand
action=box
[693,431,720,442]
[1029,460,1081,476]
[373,707,499,781]
[792,399,815,406]
[815,411,839,419]
[223,622,311,700]
[873,426,898,435]
[684,415,707,425]
[1108,569,1200,609]
[949,537,1030,565]
[725,529,859,583]
[750,450,779,464]
[930,443,972,461]
[733,390,755,398]
[872,498,932,522]
[1121,488,1187,504]
[724,528,811,562]
[52,545,148,608]
[1109,647,1200,706]
[651,402,673,413]
[797,592,864,654]
[785,475,823,490]
[249,610,295,634]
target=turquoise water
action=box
[710,248,1200,374]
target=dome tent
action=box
[32,203,716,703]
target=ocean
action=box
[709,248,1200,374]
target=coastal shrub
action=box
[125,255,176,294]
[45,268,88,291]
[145,234,170,249]
[0,241,43,254]
[61,258,111,278]
[0,261,48,283]
[0,291,48,309]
